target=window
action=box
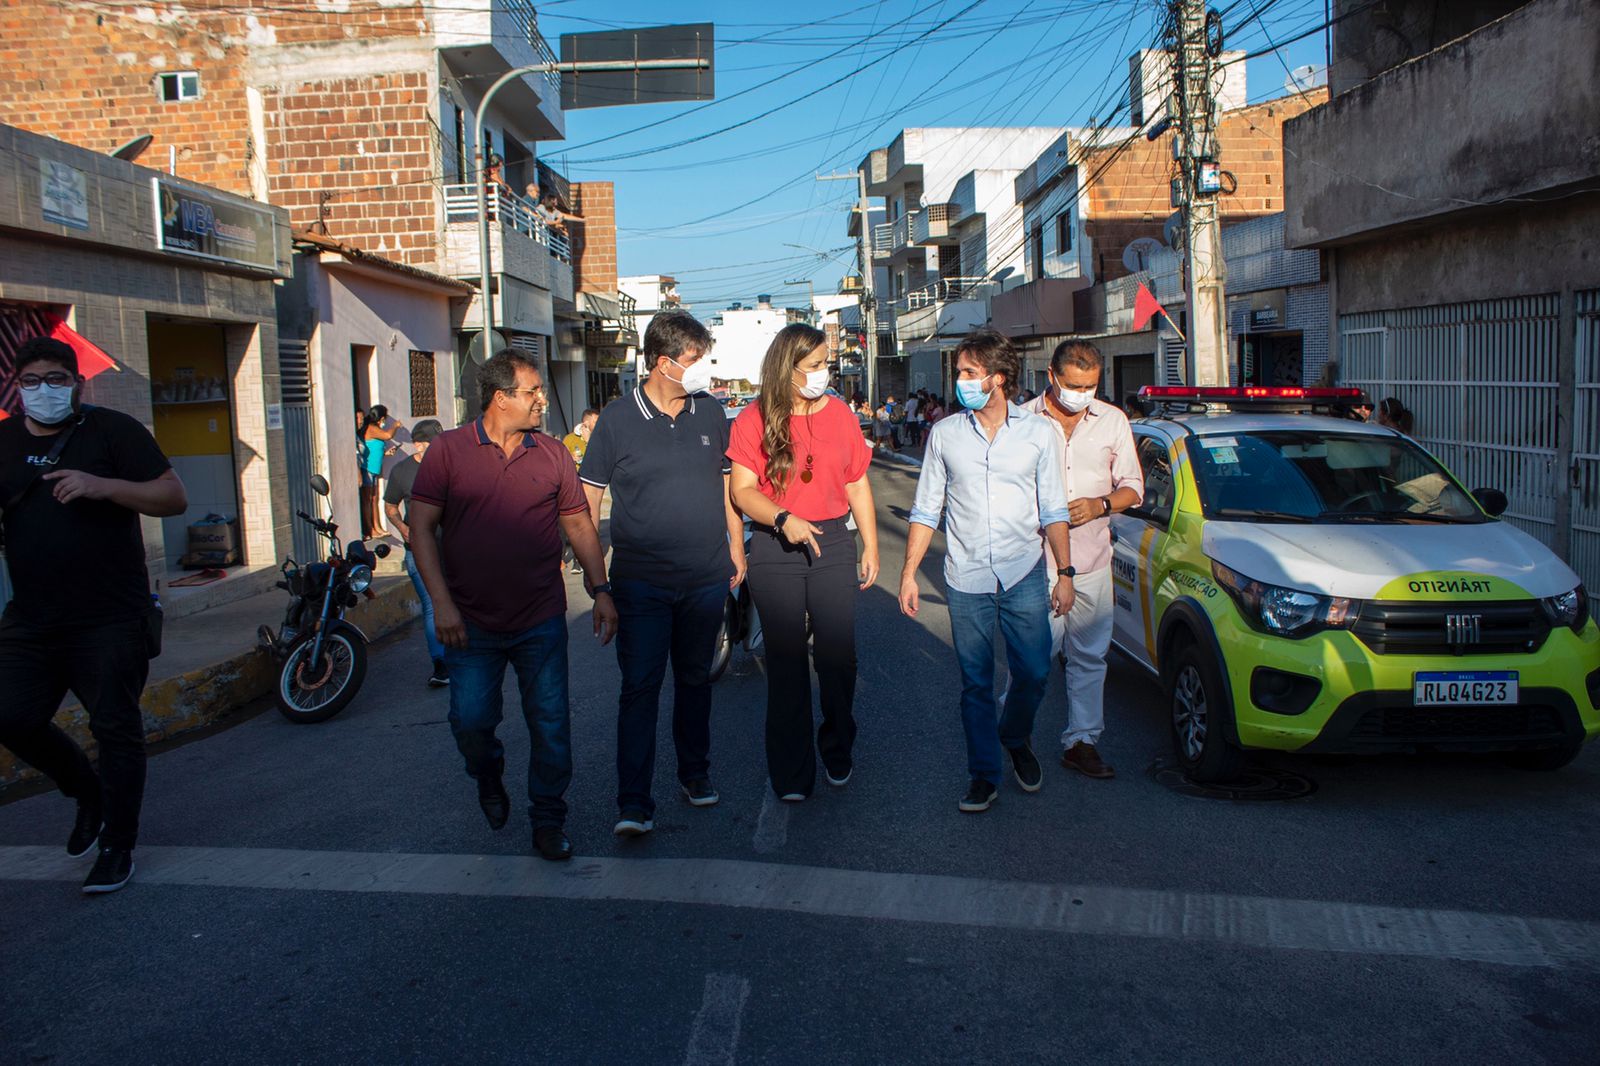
[452,105,467,184]
[1029,227,1045,280]
[1056,212,1072,254]
[1133,435,1175,524]
[158,71,200,103]
[408,350,437,416]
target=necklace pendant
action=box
[800,469,813,483]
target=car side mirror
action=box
[309,474,330,497]
[1472,487,1508,517]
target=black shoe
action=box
[824,762,853,787]
[958,779,998,813]
[477,772,510,831]
[67,793,103,858]
[680,778,719,807]
[614,808,655,837]
[428,660,450,688]
[534,826,573,861]
[82,847,135,894]
[1007,743,1042,793]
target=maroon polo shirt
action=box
[410,419,588,633]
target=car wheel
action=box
[1167,641,1244,783]
[1501,740,1584,771]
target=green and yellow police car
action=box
[1111,386,1600,781]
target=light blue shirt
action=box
[909,403,1071,594]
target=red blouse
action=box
[727,396,872,521]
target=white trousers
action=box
[1048,564,1115,749]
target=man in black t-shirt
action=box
[382,418,448,688]
[0,336,187,895]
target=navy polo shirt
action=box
[579,387,732,590]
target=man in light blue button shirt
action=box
[898,329,1074,813]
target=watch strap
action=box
[773,510,790,530]
[1058,566,1077,578]
[591,582,613,596]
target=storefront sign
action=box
[151,177,277,270]
[1250,307,1281,329]
[40,160,89,230]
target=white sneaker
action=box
[613,811,654,837]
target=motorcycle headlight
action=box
[1212,561,1358,639]
[1542,585,1588,633]
[348,563,373,593]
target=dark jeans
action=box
[945,559,1053,784]
[402,550,445,663]
[612,577,725,817]
[445,615,571,829]
[747,517,858,797]
[0,612,151,849]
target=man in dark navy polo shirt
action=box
[408,350,616,862]
[580,310,746,837]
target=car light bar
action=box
[1138,386,1367,401]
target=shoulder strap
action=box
[2,412,85,512]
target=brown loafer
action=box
[1061,741,1115,779]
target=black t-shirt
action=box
[383,454,420,526]
[0,407,172,628]
[578,388,733,590]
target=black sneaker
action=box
[82,847,134,894]
[1007,743,1042,793]
[477,772,510,831]
[958,779,998,813]
[614,808,654,837]
[428,660,450,688]
[67,793,103,858]
[824,762,852,787]
[680,778,719,807]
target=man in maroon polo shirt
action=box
[407,350,617,862]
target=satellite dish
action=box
[1284,64,1326,94]
[467,328,508,366]
[111,134,153,162]
[1122,237,1166,275]
[1162,211,1185,253]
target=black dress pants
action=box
[747,517,859,797]
[0,612,150,849]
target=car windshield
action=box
[1189,430,1487,523]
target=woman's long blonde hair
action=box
[757,323,828,493]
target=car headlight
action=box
[1212,561,1358,639]
[347,563,373,593]
[1542,585,1588,633]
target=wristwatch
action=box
[1101,496,1112,516]
[591,581,613,597]
[1058,566,1077,579]
[773,510,791,531]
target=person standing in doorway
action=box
[579,310,747,838]
[383,418,449,688]
[1022,341,1144,780]
[359,404,398,539]
[407,351,617,862]
[0,336,188,893]
[898,329,1074,813]
[729,324,879,801]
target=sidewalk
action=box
[0,574,422,792]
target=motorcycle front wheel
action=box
[275,630,367,723]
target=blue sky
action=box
[538,0,1328,314]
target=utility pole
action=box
[784,278,816,325]
[817,170,876,405]
[1169,0,1229,386]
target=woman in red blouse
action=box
[729,324,879,801]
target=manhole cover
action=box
[1148,758,1317,801]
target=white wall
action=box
[708,307,793,385]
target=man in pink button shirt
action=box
[1022,341,1144,779]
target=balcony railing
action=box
[444,182,571,261]
[504,0,562,100]
[897,276,995,312]
[892,211,917,250]
[872,223,893,260]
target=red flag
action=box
[48,317,120,379]
[1132,282,1166,331]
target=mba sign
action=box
[151,178,278,270]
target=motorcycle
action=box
[258,474,390,723]
[709,520,762,682]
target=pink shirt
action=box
[1021,394,1144,575]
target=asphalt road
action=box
[3,459,1599,1065]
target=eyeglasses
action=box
[503,385,546,398]
[18,372,75,390]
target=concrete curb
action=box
[0,580,421,792]
[874,451,924,469]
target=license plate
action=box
[1413,671,1518,705]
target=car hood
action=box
[1201,520,1579,600]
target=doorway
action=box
[1114,353,1157,409]
[148,318,241,569]
[1239,331,1305,387]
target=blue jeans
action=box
[445,615,571,829]
[612,577,725,817]
[403,550,446,663]
[946,559,1054,784]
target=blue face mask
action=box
[21,382,77,427]
[955,375,992,411]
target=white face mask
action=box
[669,356,713,395]
[796,367,830,400]
[1057,385,1095,413]
[22,382,77,426]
